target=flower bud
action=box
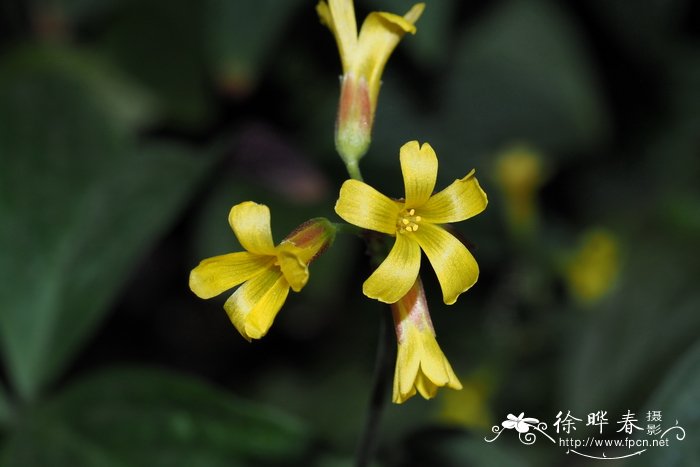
[335,73,372,169]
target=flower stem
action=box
[345,160,364,181]
[355,307,394,467]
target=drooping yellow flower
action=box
[334,141,488,304]
[392,277,462,404]
[317,0,425,170]
[189,202,335,340]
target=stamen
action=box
[396,208,422,233]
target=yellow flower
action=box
[189,202,335,340]
[438,369,496,429]
[334,141,488,304]
[317,0,425,169]
[494,145,546,235]
[392,277,462,404]
[565,229,620,304]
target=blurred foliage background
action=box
[0,0,699,466]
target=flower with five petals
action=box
[189,202,335,340]
[334,141,488,304]
[317,0,424,168]
[392,277,462,403]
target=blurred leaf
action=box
[0,383,11,427]
[0,46,212,400]
[255,362,375,453]
[390,430,533,467]
[562,241,700,415]
[314,455,380,467]
[96,0,210,128]
[30,0,120,26]
[441,0,608,172]
[0,45,157,130]
[204,0,306,96]
[0,367,312,467]
[630,340,700,467]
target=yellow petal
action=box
[420,333,462,391]
[189,252,272,299]
[413,223,479,305]
[392,323,462,403]
[393,374,409,403]
[335,179,400,234]
[414,372,439,399]
[363,233,421,303]
[393,326,420,403]
[354,4,425,107]
[402,2,425,24]
[420,169,488,224]
[224,268,290,340]
[317,0,358,72]
[228,202,276,256]
[275,247,309,293]
[400,141,438,209]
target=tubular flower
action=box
[392,277,462,404]
[317,0,425,168]
[189,202,335,340]
[334,141,488,305]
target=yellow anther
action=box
[397,208,422,234]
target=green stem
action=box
[355,307,394,467]
[345,160,364,181]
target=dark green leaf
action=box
[0,383,11,428]
[29,0,120,27]
[96,0,211,128]
[204,0,307,95]
[561,242,700,415]
[0,46,212,400]
[0,45,157,130]
[627,340,700,467]
[391,430,533,467]
[441,0,608,171]
[0,367,312,467]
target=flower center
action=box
[397,208,422,233]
